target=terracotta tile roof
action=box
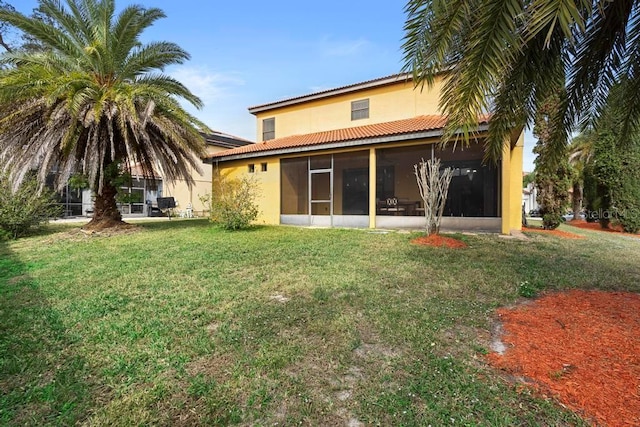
[209,115,489,161]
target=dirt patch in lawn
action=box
[487,290,640,427]
[42,224,143,243]
[522,226,585,239]
[567,219,640,238]
[411,234,468,248]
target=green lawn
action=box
[1,220,638,425]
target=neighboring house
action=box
[208,73,524,234]
[163,131,253,215]
[49,130,251,217]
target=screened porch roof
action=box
[207,115,489,163]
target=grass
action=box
[1,219,638,425]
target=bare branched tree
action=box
[414,158,453,236]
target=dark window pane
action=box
[334,151,369,215]
[376,145,429,215]
[436,143,498,217]
[262,118,275,141]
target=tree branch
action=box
[0,33,13,52]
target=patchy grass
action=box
[1,219,638,425]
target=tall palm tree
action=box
[0,0,207,229]
[403,0,640,162]
[568,131,595,220]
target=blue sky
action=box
[13,0,536,171]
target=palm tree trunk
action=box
[572,182,582,221]
[84,181,125,230]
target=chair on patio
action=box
[384,197,405,215]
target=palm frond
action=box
[438,0,524,147]
[525,0,592,46]
[120,42,190,78]
[566,0,635,129]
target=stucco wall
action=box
[163,145,227,214]
[254,77,446,141]
[213,156,281,225]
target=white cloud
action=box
[168,66,245,105]
[318,36,369,57]
[165,66,255,138]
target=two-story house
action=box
[208,73,524,234]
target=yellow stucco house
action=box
[208,73,523,234]
[161,131,252,215]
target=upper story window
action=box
[351,99,369,121]
[262,118,275,141]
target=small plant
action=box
[209,172,260,230]
[0,173,62,239]
[517,280,537,298]
[198,193,211,217]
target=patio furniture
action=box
[385,197,406,215]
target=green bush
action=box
[0,173,63,239]
[582,102,640,233]
[208,173,260,230]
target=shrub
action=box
[208,173,260,230]
[413,157,453,236]
[0,173,62,239]
[582,100,640,233]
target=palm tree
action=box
[567,131,595,221]
[0,0,207,229]
[402,0,640,162]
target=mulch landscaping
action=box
[522,226,585,239]
[410,233,468,248]
[567,219,640,238]
[487,290,640,427]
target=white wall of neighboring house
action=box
[523,182,538,214]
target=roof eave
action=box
[205,124,489,163]
[247,73,414,115]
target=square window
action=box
[248,164,255,173]
[351,99,369,120]
[261,163,268,172]
[262,118,275,141]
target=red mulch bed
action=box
[567,219,640,238]
[487,290,640,426]
[523,226,585,239]
[410,234,468,248]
